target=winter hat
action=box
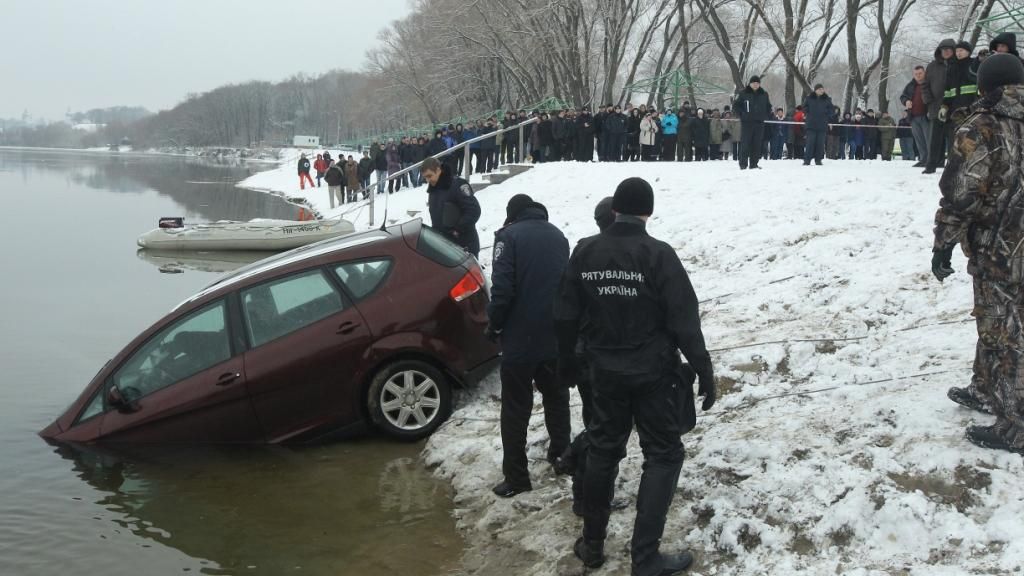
[814,83,824,90]
[956,40,974,53]
[749,76,761,85]
[505,193,536,224]
[977,53,1024,95]
[990,32,1019,56]
[612,177,655,217]
[594,196,615,231]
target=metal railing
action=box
[341,117,540,227]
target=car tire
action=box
[368,360,453,441]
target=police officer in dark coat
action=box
[555,178,715,576]
[802,84,833,165]
[421,157,481,257]
[486,194,572,497]
[734,76,773,169]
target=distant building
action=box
[72,123,105,133]
[293,135,321,148]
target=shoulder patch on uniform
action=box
[493,241,505,261]
[459,183,474,197]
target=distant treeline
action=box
[0,70,424,150]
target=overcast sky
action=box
[0,0,412,121]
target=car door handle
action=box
[216,372,241,386]
[336,321,361,335]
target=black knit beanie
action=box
[505,194,534,224]
[956,40,974,53]
[978,53,1024,95]
[594,196,614,231]
[612,178,654,217]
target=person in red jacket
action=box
[313,153,327,188]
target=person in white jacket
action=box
[639,113,659,161]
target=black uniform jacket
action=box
[487,205,569,363]
[426,163,481,256]
[554,218,713,384]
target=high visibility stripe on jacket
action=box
[945,84,978,99]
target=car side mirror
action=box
[107,386,139,414]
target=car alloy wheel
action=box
[368,360,452,440]
[381,369,440,430]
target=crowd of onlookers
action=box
[294,32,1022,200]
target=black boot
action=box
[492,480,531,498]
[948,387,991,414]
[966,425,1022,454]
[574,537,606,569]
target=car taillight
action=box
[450,265,485,302]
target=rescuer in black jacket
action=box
[422,157,481,257]
[555,177,715,576]
[486,194,571,498]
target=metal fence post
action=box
[369,177,376,227]
[463,145,472,180]
[517,125,524,163]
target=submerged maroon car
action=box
[41,219,498,443]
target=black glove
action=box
[931,246,954,282]
[557,355,579,388]
[484,324,501,343]
[698,373,716,411]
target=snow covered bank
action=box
[239,153,1023,574]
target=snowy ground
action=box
[239,157,1024,575]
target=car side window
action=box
[241,269,345,347]
[333,259,393,300]
[112,300,231,400]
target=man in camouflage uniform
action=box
[933,53,1024,454]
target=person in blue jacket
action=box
[422,157,481,256]
[660,109,679,161]
[486,193,571,498]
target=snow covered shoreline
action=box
[240,155,1024,574]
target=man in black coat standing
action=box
[923,38,956,173]
[735,76,772,169]
[487,194,572,498]
[556,178,716,576]
[422,157,481,257]
[603,106,626,162]
[802,84,833,166]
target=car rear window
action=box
[417,226,468,267]
[333,259,393,300]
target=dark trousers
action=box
[598,133,622,161]
[502,141,516,164]
[693,145,708,161]
[804,130,826,164]
[678,138,692,161]
[582,368,685,576]
[661,135,677,161]
[926,118,948,169]
[738,122,765,168]
[500,360,571,489]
